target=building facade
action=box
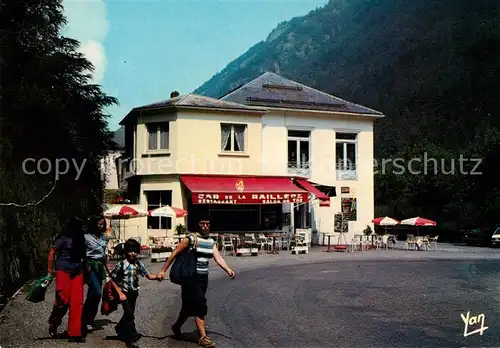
[221,72,383,242]
[119,73,383,244]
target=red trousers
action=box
[48,270,84,337]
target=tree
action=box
[0,0,116,299]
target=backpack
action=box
[169,234,198,285]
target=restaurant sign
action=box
[193,192,308,204]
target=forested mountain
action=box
[196,0,500,237]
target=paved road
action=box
[1,245,500,348]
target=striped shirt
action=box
[188,234,214,275]
[110,259,150,292]
[84,233,107,260]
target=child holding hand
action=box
[109,239,159,348]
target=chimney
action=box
[170,91,180,98]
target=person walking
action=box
[157,220,235,348]
[47,216,87,342]
[109,239,159,348]
[82,215,110,332]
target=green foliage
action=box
[195,0,500,241]
[363,225,373,236]
[175,223,187,235]
[0,0,116,298]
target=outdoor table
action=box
[234,235,258,256]
[324,234,335,252]
[415,237,430,251]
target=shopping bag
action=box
[26,274,53,303]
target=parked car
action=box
[491,227,500,247]
[462,228,493,246]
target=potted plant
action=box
[175,223,186,235]
[151,245,173,253]
[363,225,373,236]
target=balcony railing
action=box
[288,161,310,177]
[336,162,357,180]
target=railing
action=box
[336,162,357,180]
[288,161,310,176]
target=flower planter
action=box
[235,242,259,256]
[334,245,348,252]
[151,247,173,253]
[291,245,309,254]
[151,247,173,262]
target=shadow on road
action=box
[161,329,232,344]
[93,318,115,330]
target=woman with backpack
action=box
[157,220,235,348]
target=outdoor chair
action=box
[348,236,359,252]
[221,236,234,256]
[209,233,220,248]
[379,235,389,249]
[273,235,284,250]
[430,235,439,249]
[362,235,371,250]
[280,234,290,250]
[404,235,416,250]
[351,234,363,251]
[257,234,272,252]
[387,234,397,249]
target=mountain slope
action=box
[195,0,500,157]
[195,0,500,235]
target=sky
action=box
[62,0,329,131]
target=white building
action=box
[221,72,384,242]
[118,72,383,245]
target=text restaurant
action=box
[180,175,332,232]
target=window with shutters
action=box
[147,122,169,151]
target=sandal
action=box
[199,335,215,347]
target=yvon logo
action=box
[460,311,488,337]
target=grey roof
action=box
[120,94,265,125]
[221,72,383,116]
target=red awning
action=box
[180,175,308,204]
[295,179,331,207]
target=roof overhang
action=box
[258,105,384,119]
[119,105,267,126]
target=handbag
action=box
[170,234,198,285]
[26,274,53,303]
